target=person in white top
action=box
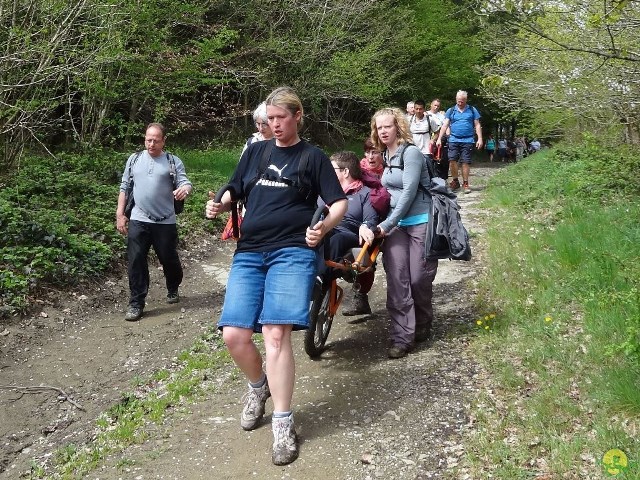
[241,102,274,155]
[427,98,445,132]
[409,99,439,155]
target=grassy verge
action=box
[29,329,234,479]
[457,143,640,479]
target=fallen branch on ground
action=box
[0,384,85,411]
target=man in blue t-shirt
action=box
[435,90,483,193]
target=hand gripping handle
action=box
[213,184,239,239]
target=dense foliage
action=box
[0,0,483,168]
[473,0,640,143]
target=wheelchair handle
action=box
[213,183,237,204]
[213,184,239,239]
[310,205,329,227]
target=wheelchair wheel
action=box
[304,279,334,358]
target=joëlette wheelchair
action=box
[305,205,382,358]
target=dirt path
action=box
[0,164,502,480]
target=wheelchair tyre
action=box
[304,280,333,358]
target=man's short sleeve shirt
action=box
[445,105,480,143]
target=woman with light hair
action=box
[362,107,438,359]
[206,86,347,466]
[241,101,273,154]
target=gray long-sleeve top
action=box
[379,143,432,233]
[120,150,192,224]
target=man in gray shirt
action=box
[116,123,193,321]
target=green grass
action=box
[457,144,640,479]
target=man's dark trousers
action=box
[127,220,183,308]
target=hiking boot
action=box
[388,344,411,359]
[342,291,372,316]
[463,181,471,194]
[240,381,271,431]
[272,414,299,465]
[449,178,461,190]
[166,291,180,304]
[124,306,143,322]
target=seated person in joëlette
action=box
[318,151,379,316]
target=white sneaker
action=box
[240,381,270,431]
[271,413,299,465]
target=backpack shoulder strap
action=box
[127,151,143,179]
[166,152,177,188]
[296,140,317,201]
[297,140,311,183]
[258,139,275,175]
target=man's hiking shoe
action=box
[388,344,411,359]
[342,292,372,317]
[124,306,143,322]
[166,291,180,304]
[449,178,461,190]
[241,381,271,431]
[463,181,472,194]
[272,414,299,465]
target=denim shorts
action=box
[218,247,317,332]
[447,142,474,164]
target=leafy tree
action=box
[402,0,484,105]
[473,0,640,143]
[0,0,122,168]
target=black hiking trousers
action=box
[127,220,183,308]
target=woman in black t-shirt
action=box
[205,87,347,466]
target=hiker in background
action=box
[515,136,526,162]
[405,101,415,121]
[241,101,273,155]
[436,90,483,194]
[485,134,496,162]
[497,136,508,162]
[425,98,449,180]
[409,99,439,156]
[205,87,347,466]
[116,123,193,322]
[529,138,541,153]
[362,108,438,359]
[427,98,445,131]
